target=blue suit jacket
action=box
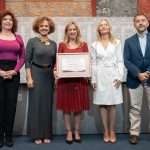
[124,32,150,88]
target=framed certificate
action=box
[57,53,91,78]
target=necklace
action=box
[39,36,50,46]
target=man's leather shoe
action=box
[5,137,14,147]
[129,135,138,144]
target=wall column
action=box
[91,0,96,17]
[138,0,150,21]
[0,0,5,11]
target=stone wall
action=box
[96,0,137,17]
[3,0,150,20]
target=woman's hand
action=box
[54,70,59,80]
[54,79,58,90]
[113,79,121,89]
[0,70,8,79]
[0,70,15,79]
[27,78,34,89]
[7,70,17,79]
[92,83,96,91]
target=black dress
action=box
[25,37,56,139]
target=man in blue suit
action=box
[124,14,150,144]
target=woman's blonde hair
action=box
[63,21,83,47]
[96,19,116,44]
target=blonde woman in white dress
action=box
[91,19,124,143]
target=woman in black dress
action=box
[25,16,56,144]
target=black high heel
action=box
[74,129,82,143]
[5,137,14,147]
[66,130,73,144]
[0,136,4,148]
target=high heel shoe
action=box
[5,137,14,147]
[66,130,73,144]
[109,132,116,143]
[0,136,4,148]
[35,139,42,145]
[43,138,51,144]
[103,131,109,143]
[74,129,82,143]
[103,137,109,143]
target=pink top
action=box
[0,35,25,72]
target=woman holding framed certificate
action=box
[55,21,90,144]
[91,19,124,143]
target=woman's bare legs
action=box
[108,105,117,143]
[74,112,81,141]
[99,106,109,142]
[99,104,117,143]
[64,112,72,142]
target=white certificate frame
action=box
[57,53,91,78]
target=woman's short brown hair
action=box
[0,10,18,33]
[32,16,55,34]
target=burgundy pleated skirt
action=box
[56,78,90,112]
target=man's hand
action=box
[138,72,149,82]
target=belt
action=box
[97,64,114,67]
[97,63,116,67]
[32,62,52,69]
